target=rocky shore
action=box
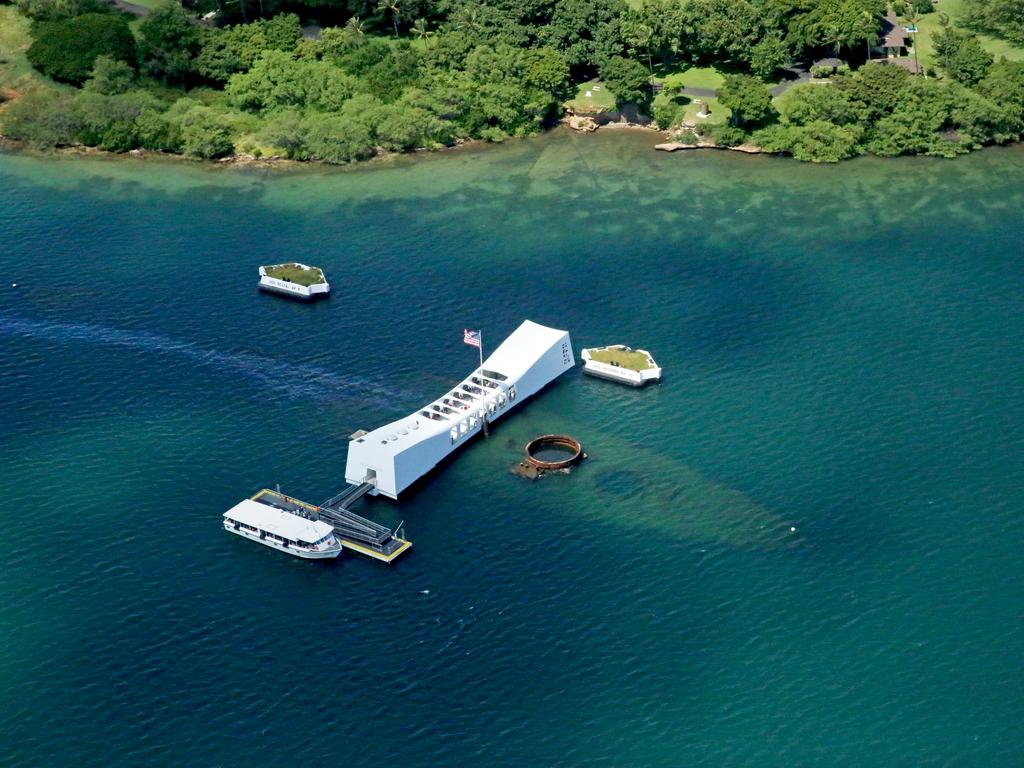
[560,108,766,155]
[1,114,765,169]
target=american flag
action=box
[463,329,482,348]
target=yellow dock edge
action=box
[251,488,413,564]
[340,537,413,564]
[251,488,319,512]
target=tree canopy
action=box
[26,12,135,84]
[5,0,1024,165]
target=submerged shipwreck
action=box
[513,434,586,480]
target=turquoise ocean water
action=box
[1,131,1022,767]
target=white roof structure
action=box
[345,320,574,499]
[482,321,569,381]
[223,499,334,543]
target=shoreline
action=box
[3,120,1019,171]
[0,121,767,171]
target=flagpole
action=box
[479,330,487,437]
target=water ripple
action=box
[0,313,413,405]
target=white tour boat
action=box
[223,498,342,559]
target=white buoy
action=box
[790,526,797,532]
[11,283,16,288]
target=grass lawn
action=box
[681,95,728,125]
[587,346,655,372]
[659,66,727,92]
[565,80,617,113]
[120,0,165,9]
[264,263,326,286]
[912,0,1024,69]
[0,7,65,98]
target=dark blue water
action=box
[1,133,1023,767]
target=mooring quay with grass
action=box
[258,262,330,300]
[581,345,662,386]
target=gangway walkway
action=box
[320,482,374,510]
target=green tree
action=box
[717,73,775,128]
[257,108,308,159]
[522,46,573,103]
[651,90,686,128]
[0,89,80,147]
[363,46,422,103]
[833,61,912,121]
[375,101,447,150]
[865,78,959,156]
[227,51,358,111]
[950,85,1022,145]
[540,0,627,72]
[962,0,1024,45]
[632,0,687,67]
[598,54,649,108]
[71,90,158,151]
[377,0,401,38]
[84,55,134,95]
[196,15,301,83]
[621,16,654,74]
[934,26,994,86]
[750,35,790,80]
[137,1,202,84]
[135,107,181,152]
[14,0,106,21]
[755,120,863,162]
[684,0,764,65]
[302,100,379,163]
[978,59,1024,116]
[700,122,746,146]
[781,0,885,56]
[174,103,235,158]
[412,18,431,40]
[345,15,366,37]
[26,12,136,85]
[779,83,857,125]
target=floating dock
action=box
[581,345,661,386]
[250,488,412,563]
[258,262,331,300]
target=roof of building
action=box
[484,320,568,381]
[882,11,908,48]
[891,57,923,74]
[224,499,334,543]
[348,320,569,458]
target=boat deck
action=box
[250,488,412,563]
